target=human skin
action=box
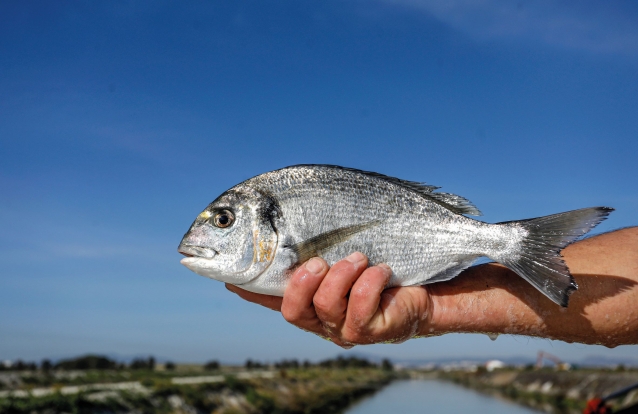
[226,227,638,348]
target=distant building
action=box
[442,361,479,372]
[485,360,506,371]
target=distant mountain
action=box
[31,351,638,368]
[578,355,638,367]
[338,351,638,368]
[338,350,535,366]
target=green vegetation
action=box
[0,357,398,414]
[54,355,119,371]
[438,368,638,414]
[241,366,396,414]
[245,356,391,370]
[441,370,585,414]
[129,357,155,371]
[0,355,158,373]
[204,360,220,371]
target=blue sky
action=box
[1,1,637,364]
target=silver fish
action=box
[178,165,613,307]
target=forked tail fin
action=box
[498,207,614,307]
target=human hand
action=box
[226,228,638,347]
[225,252,433,348]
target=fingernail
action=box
[345,252,365,264]
[306,257,324,275]
[378,263,392,274]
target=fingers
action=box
[281,257,329,335]
[225,284,283,311]
[344,264,392,334]
[226,252,426,348]
[313,252,368,329]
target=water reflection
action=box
[345,379,538,414]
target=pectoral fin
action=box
[287,220,381,264]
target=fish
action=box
[178,165,613,307]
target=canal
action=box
[345,379,539,413]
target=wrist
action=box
[422,263,538,337]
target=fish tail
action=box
[497,207,614,307]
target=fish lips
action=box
[178,244,218,259]
[178,244,219,278]
[178,247,239,284]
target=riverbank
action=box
[5,363,638,414]
[438,368,638,414]
[0,367,398,414]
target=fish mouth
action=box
[177,244,218,259]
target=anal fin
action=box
[422,257,477,284]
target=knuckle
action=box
[347,316,366,333]
[282,310,299,324]
[320,320,338,334]
[288,272,307,288]
[366,266,390,283]
[281,305,303,324]
[341,330,363,344]
[330,260,357,277]
[349,286,369,302]
[312,294,331,314]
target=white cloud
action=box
[376,0,638,56]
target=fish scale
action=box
[178,165,613,307]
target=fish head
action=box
[178,185,279,286]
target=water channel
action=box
[345,379,539,414]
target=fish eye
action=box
[213,210,234,228]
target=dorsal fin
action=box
[425,192,482,216]
[338,168,441,196]
[290,165,482,216]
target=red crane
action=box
[536,351,571,371]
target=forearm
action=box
[426,227,638,346]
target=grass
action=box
[0,367,397,414]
